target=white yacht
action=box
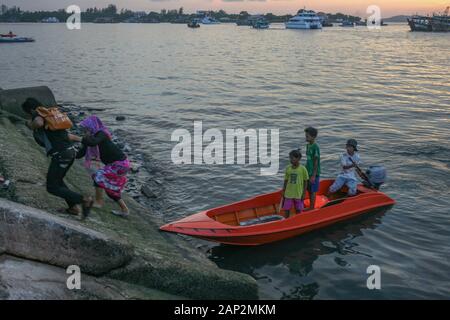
[201,16,221,24]
[285,9,322,29]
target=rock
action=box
[116,116,126,121]
[141,185,158,199]
[130,165,140,174]
[86,107,104,112]
[0,86,56,118]
[123,144,132,153]
[0,255,184,300]
[0,199,133,275]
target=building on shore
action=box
[41,17,60,23]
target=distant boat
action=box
[237,15,265,26]
[408,6,449,32]
[285,9,322,29]
[200,16,220,25]
[0,36,35,43]
[340,20,355,27]
[430,15,450,32]
[0,31,34,43]
[430,7,450,32]
[188,20,200,28]
[407,15,432,31]
[252,19,270,29]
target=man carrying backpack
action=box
[21,98,93,218]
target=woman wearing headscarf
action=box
[70,115,130,217]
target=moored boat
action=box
[285,9,322,29]
[252,19,270,29]
[430,16,450,32]
[340,20,355,27]
[200,16,220,25]
[160,179,395,246]
[407,15,433,31]
[430,7,450,32]
[408,7,449,32]
[188,19,200,28]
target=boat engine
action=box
[365,165,387,190]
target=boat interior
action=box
[208,180,354,226]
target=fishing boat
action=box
[160,179,395,246]
[407,15,433,31]
[431,15,450,32]
[430,7,450,32]
[408,7,449,32]
[285,9,322,29]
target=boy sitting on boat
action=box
[282,149,309,218]
[328,139,363,197]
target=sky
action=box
[1,0,448,17]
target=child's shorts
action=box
[308,176,320,193]
[283,198,304,212]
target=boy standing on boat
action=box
[282,150,309,218]
[328,139,361,196]
[304,127,321,210]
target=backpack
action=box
[35,106,73,131]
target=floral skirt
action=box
[93,159,130,200]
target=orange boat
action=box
[160,179,395,246]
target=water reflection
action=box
[209,208,388,299]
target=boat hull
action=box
[285,23,322,29]
[160,180,395,246]
[0,37,35,43]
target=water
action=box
[1,23,449,299]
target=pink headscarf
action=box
[79,115,112,169]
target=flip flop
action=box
[111,210,129,218]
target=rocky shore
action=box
[0,86,258,300]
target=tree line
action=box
[0,4,361,23]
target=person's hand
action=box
[310,175,316,184]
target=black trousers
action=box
[46,149,83,208]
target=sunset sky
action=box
[2,0,448,17]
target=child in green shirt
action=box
[282,149,309,218]
[304,127,321,210]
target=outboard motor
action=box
[365,165,387,190]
